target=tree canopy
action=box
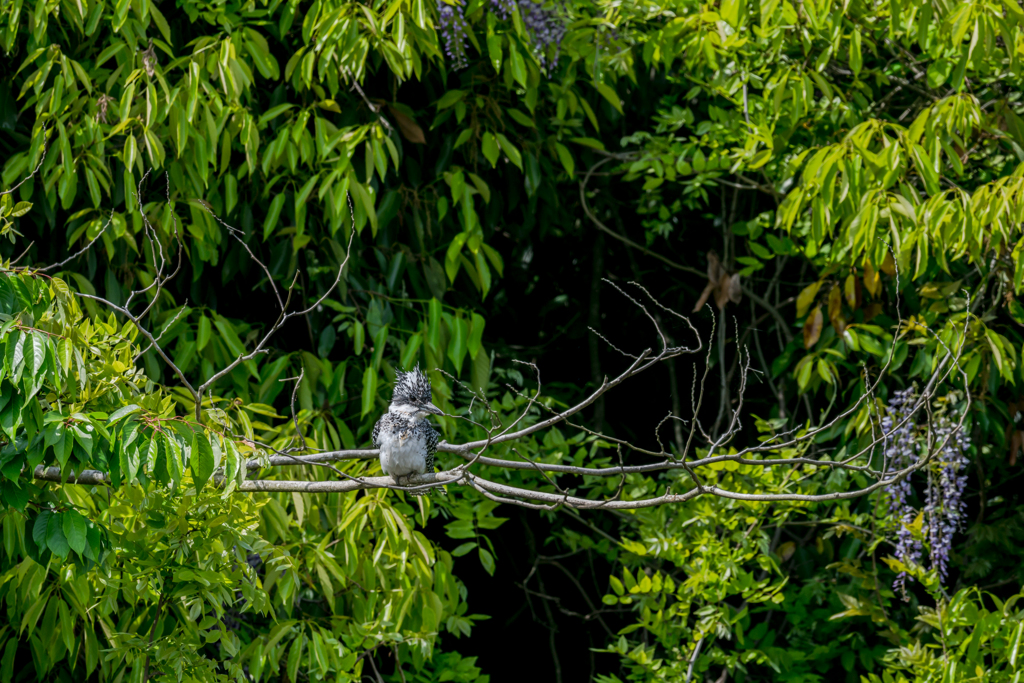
[3,0,1024,679]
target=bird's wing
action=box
[372,415,385,447]
[423,425,439,472]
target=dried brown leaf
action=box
[803,305,823,349]
[796,281,822,319]
[694,251,741,311]
[863,303,883,321]
[844,274,858,309]
[388,105,426,144]
[727,274,742,304]
[777,541,796,561]
[693,281,715,312]
[881,251,897,276]
[706,251,724,283]
[714,274,732,309]
[828,285,843,332]
[863,261,881,298]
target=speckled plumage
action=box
[373,367,444,495]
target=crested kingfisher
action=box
[372,366,444,494]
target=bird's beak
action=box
[424,402,444,416]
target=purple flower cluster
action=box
[520,1,567,68]
[881,389,971,597]
[490,0,517,18]
[882,388,921,597]
[440,0,567,71]
[924,415,970,584]
[438,0,470,70]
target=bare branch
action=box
[38,210,114,273]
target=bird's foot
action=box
[392,473,421,493]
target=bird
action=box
[372,366,444,495]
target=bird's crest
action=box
[392,366,433,406]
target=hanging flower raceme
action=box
[438,0,470,69]
[519,1,567,68]
[440,0,567,70]
[925,414,970,584]
[880,389,971,598]
[882,388,921,597]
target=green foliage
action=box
[0,266,494,679]
[4,0,1024,676]
[863,588,1024,682]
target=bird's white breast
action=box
[378,427,429,477]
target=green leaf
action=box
[361,366,378,418]
[435,90,466,110]
[487,34,503,72]
[46,513,70,559]
[401,332,422,369]
[295,173,320,209]
[507,109,535,128]
[351,181,378,234]
[1,480,31,512]
[107,404,141,424]
[353,320,365,355]
[71,424,94,457]
[569,137,605,151]
[470,346,490,395]
[11,201,32,218]
[27,331,46,381]
[371,324,388,372]
[1,638,16,682]
[55,429,74,469]
[910,143,940,196]
[258,103,295,126]
[452,542,477,556]
[495,133,523,171]
[213,317,247,359]
[927,59,952,89]
[468,313,485,359]
[555,143,574,177]
[447,314,468,374]
[481,243,504,277]
[191,431,215,493]
[481,132,500,167]
[32,510,52,549]
[446,233,468,283]
[721,0,742,27]
[318,325,337,357]
[197,315,212,351]
[5,330,25,383]
[428,298,443,352]
[164,434,184,487]
[1009,298,1024,326]
[62,511,87,555]
[223,438,241,485]
[595,82,623,114]
[263,194,287,240]
[453,128,474,149]
[287,637,304,683]
[478,548,496,575]
[468,173,491,203]
[849,29,863,76]
[121,437,140,485]
[508,41,527,87]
